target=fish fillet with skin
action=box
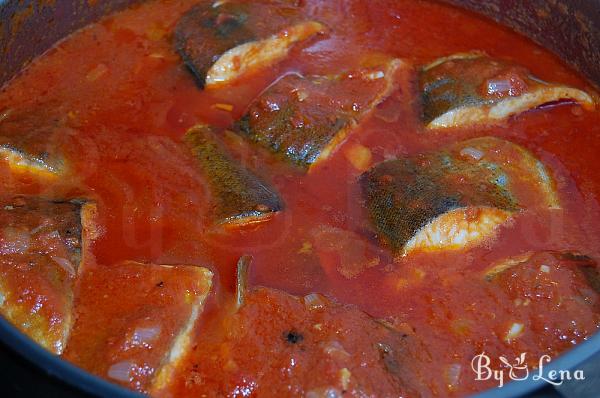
[64,261,213,394]
[0,196,96,354]
[420,52,595,128]
[236,59,408,171]
[174,0,326,88]
[183,261,427,397]
[361,137,559,256]
[485,251,600,323]
[185,124,283,227]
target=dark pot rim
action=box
[3,311,600,397]
[0,316,140,397]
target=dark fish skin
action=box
[174,2,255,88]
[236,73,352,169]
[420,53,499,124]
[360,153,517,255]
[555,252,600,294]
[174,0,311,88]
[236,60,404,171]
[185,124,282,227]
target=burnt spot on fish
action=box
[192,285,425,396]
[283,329,304,344]
[0,196,96,354]
[174,1,325,88]
[236,59,407,171]
[185,124,282,227]
[420,52,595,128]
[361,137,559,256]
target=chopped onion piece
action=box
[364,70,385,80]
[486,79,513,96]
[131,326,161,347]
[212,0,230,7]
[51,256,76,276]
[459,147,484,161]
[304,293,328,310]
[505,322,524,342]
[0,227,30,255]
[86,64,108,82]
[45,230,62,241]
[214,103,234,112]
[344,144,373,172]
[540,264,551,273]
[306,388,342,398]
[339,368,351,391]
[298,241,312,254]
[294,88,309,102]
[445,363,462,390]
[514,298,522,306]
[107,360,135,382]
[322,340,351,360]
[146,25,167,41]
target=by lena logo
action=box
[471,352,585,388]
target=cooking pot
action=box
[0,0,599,397]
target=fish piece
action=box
[420,52,595,128]
[174,0,326,88]
[485,251,600,291]
[185,124,282,227]
[485,251,600,312]
[479,251,600,350]
[176,283,426,396]
[237,59,407,171]
[64,261,213,394]
[361,137,558,256]
[0,107,67,178]
[0,196,96,354]
[403,207,512,254]
[451,137,560,209]
[206,21,326,87]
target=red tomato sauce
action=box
[1,0,599,396]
